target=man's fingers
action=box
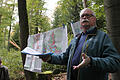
[73,66,78,70]
[73,54,91,69]
[73,60,86,69]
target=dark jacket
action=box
[49,28,120,80]
[0,65,10,80]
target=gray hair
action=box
[80,8,96,17]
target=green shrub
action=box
[0,49,68,80]
[0,49,25,80]
[42,62,67,73]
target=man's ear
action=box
[91,17,96,25]
[91,16,96,21]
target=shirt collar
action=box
[75,26,97,37]
[82,26,96,35]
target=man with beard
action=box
[39,8,120,80]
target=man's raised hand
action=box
[73,53,91,69]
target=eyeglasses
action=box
[81,14,94,18]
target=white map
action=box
[24,26,68,72]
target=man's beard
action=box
[82,25,90,28]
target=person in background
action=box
[39,8,120,80]
[0,58,10,80]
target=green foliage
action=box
[0,0,16,49]
[42,62,67,74]
[0,49,25,80]
[27,0,51,34]
[52,0,83,36]
[0,0,15,28]
[88,0,106,28]
[0,28,5,46]
[52,0,83,29]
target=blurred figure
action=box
[0,58,10,80]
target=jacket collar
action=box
[76,27,97,38]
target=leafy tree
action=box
[52,0,83,38]
[27,0,51,34]
[52,0,83,27]
[88,0,106,29]
[7,0,16,51]
[52,6,63,28]
[0,0,16,49]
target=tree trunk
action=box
[104,0,120,80]
[82,0,87,8]
[7,0,15,51]
[0,0,3,24]
[4,28,6,48]
[8,15,13,51]
[7,23,11,51]
[34,27,38,34]
[18,0,37,80]
[0,14,2,24]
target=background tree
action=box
[52,0,83,26]
[27,0,51,34]
[0,0,14,49]
[7,0,16,51]
[52,0,83,39]
[18,0,37,80]
[104,0,120,80]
